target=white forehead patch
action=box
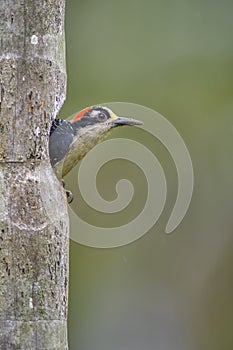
[90,106,112,118]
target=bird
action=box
[49,105,142,202]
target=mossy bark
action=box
[0,1,69,348]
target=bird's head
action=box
[70,105,142,140]
[50,106,142,179]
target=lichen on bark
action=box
[0,1,69,349]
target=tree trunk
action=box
[0,1,69,349]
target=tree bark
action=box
[0,1,69,349]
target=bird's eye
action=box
[98,112,107,121]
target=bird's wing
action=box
[49,119,75,168]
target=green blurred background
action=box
[61,0,233,349]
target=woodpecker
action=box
[49,105,142,202]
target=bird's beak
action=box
[111,116,143,127]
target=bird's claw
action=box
[65,189,73,204]
[61,179,73,203]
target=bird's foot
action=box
[65,189,74,204]
[61,179,73,203]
